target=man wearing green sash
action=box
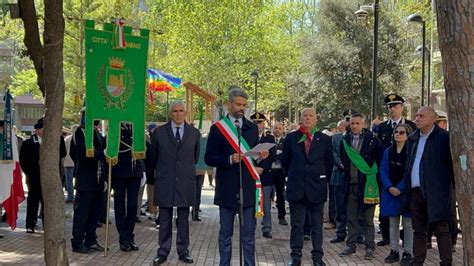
[339,113,383,260]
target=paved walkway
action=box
[0,186,463,265]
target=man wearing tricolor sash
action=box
[339,113,383,260]
[282,108,334,266]
[205,87,268,266]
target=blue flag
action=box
[3,90,13,161]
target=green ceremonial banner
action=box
[84,20,149,164]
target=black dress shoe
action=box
[192,216,202,221]
[287,257,301,266]
[377,239,390,246]
[72,246,92,254]
[303,235,310,241]
[87,243,105,252]
[313,258,326,266]
[339,247,356,257]
[119,243,132,252]
[153,256,167,265]
[279,218,288,225]
[129,241,139,251]
[262,232,272,239]
[179,255,194,264]
[0,234,4,239]
[330,237,345,243]
[26,228,35,234]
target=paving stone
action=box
[0,187,464,265]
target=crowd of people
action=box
[0,87,457,266]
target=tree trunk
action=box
[435,1,474,264]
[18,0,45,96]
[41,0,68,265]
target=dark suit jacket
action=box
[273,136,285,168]
[255,133,275,187]
[330,132,345,186]
[399,124,454,222]
[20,134,66,186]
[205,117,258,208]
[376,118,416,149]
[340,129,383,208]
[151,122,200,207]
[69,127,105,191]
[282,130,333,203]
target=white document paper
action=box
[243,142,276,159]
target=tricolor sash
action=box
[215,117,264,218]
[342,139,379,204]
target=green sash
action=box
[342,139,379,204]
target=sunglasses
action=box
[395,130,406,135]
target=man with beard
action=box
[205,87,268,266]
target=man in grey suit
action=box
[151,101,200,265]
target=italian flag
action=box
[0,133,25,230]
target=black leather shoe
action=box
[313,258,326,266]
[179,255,194,264]
[192,216,202,221]
[26,228,35,234]
[287,257,301,266]
[339,247,356,257]
[153,256,167,265]
[72,246,92,254]
[330,237,345,243]
[279,218,288,225]
[0,234,3,239]
[303,235,310,241]
[119,243,132,252]
[377,239,390,246]
[262,232,272,239]
[87,243,105,252]
[129,241,139,251]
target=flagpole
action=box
[166,91,169,122]
[104,162,112,256]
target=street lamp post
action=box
[416,45,431,106]
[251,70,258,113]
[355,0,379,122]
[408,14,426,107]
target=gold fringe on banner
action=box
[363,198,380,204]
[86,149,94,158]
[107,156,119,166]
[132,152,146,160]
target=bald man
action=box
[399,107,454,266]
[282,108,333,266]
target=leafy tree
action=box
[298,0,407,125]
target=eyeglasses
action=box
[395,130,406,135]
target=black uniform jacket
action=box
[20,134,66,186]
[69,127,106,191]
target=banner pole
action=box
[104,162,112,256]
